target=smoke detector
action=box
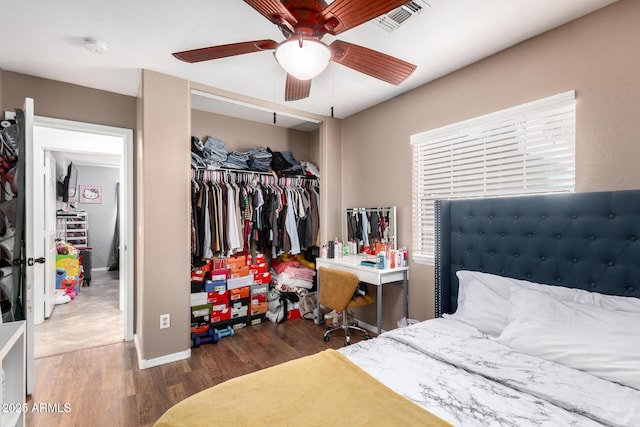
[373,0,431,32]
[83,37,109,54]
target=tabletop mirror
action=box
[343,206,397,251]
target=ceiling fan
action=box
[173,0,417,101]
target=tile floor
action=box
[34,270,123,358]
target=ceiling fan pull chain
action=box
[331,106,334,118]
[273,111,277,124]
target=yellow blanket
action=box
[155,349,451,427]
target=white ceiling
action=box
[52,151,121,170]
[1,0,618,125]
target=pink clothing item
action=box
[273,260,299,274]
[284,265,316,281]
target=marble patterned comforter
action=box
[340,318,640,427]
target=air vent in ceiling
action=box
[372,0,431,32]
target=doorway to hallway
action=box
[31,117,134,348]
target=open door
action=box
[1,99,35,394]
[22,97,37,394]
[43,152,57,318]
[1,98,36,394]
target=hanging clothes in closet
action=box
[191,169,319,263]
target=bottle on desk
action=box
[320,244,328,259]
[333,238,343,259]
[378,251,387,269]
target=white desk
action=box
[315,256,409,335]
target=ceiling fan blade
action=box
[319,0,411,35]
[244,0,297,33]
[173,40,278,63]
[330,40,416,85]
[285,74,312,101]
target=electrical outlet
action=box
[160,313,170,329]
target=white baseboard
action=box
[134,334,191,369]
[355,319,387,335]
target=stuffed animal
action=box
[56,268,77,299]
[60,275,77,299]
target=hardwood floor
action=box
[34,270,122,358]
[26,317,371,427]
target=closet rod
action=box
[191,167,318,180]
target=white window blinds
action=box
[411,91,576,264]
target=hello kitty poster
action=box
[79,184,102,204]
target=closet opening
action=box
[189,87,326,332]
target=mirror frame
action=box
[342,206,397,251]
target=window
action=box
[411,91,576,264]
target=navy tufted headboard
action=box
[434,190,640,317]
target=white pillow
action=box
[497,287,640,390]
[445,270,640,336]
[443,274,510,336]
[573,290,640,312]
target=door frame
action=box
[32,116,134,342]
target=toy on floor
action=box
[56,268,77,299]
[191,325,219,348]
[60,275,77,299]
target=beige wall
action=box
[341,0,640,329]
[137,70,191,360]
[191,109,317,165]
[1,71,136,130]
[319,118,343,243]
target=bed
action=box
[156,190,640,426]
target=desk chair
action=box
[319,267,375,345]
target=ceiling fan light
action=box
[275,38,331,81]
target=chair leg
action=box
[323,323,341,341]
[346,324,371,340]
[323,310,371,345]
[342,310,371,345]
